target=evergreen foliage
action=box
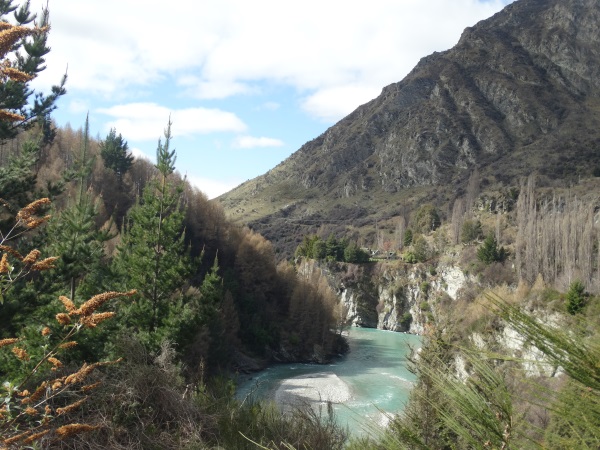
[100,128,133,184]
[112,120,193,350]
[344,241,370,263]
[0,1,66,142]
[412,235,430,262]
[461,219,482,244]
[403,228,413,247]
[413,204,441,233]
[566,279,586,315]
[477,233,506,264]
[45,117,110,301]
[0,140,39,212]
[295,234,369,263]
[46,196,112,300]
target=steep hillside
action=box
[218,0,600,258]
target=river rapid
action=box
[236,327,421,436]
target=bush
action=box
[400,312,413,330]
[566,280,586,315]
[403,251,417,264]
[461,219,483,244]
[413,204,441,233]
[404,229,414,247]
[413,236,430,262]
[477,234,507,264]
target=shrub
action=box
[566,280,586,315]
[400,312,413,330]
[477,233,507,264]
[461,219,483,244]
[413,236,430,262]
[404,229,413,247]
[403,251,417,264]
[413,204,441,233]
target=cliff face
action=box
[219,0,600,259]
[306,259,562,377]
[306,260,472,335]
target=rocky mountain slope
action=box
[219,0,600,258]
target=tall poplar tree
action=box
[112,119,192,349]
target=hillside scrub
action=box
[1,122,348,447]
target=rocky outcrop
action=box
[315,261,474,335]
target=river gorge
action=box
[237,327,421,436]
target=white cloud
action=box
[38,0,515,121]
[67,99,89,114]
[186,175,241,200]
[130,147,153,162]
[232,136,284,149]
[258,102,280,111]
[96,103,247,141]
[301,85,382,123]
[177,75,253,99]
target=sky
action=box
[28,0,515,199]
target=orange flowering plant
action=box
[1,199,135,448]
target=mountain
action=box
[218,0,600,258]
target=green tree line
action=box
[295,233,370,263]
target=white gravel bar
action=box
[274,371,352,407]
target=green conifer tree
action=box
[100,128,134,185]
[0,2,65,215]
[0,1,66,142]
[477,233,506,264]
[45,115,107,296]
[112,119,192,350]
[566,280,586,315]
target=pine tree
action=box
[0,140,39,213]
[45,116,109,298]
[46,196,112,299]
[0,2,65,217]
[566,280,586,315]
[0,1,66,142]
[477,233,506,264]
[100,128,133,184]
[112,119,192,350]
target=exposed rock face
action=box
[313,259,564,378]
[219,0,600,259]
[282,0,600,193]
[313,261,474,335]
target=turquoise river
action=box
[236,327,421,436]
